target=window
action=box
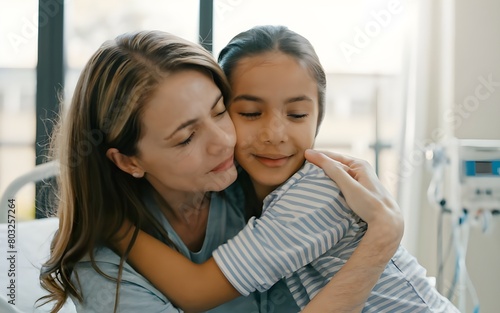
[64,0,200,107]
[0,0,38,220]
[1,1,415,220]
[213,0,416,195]
[1,0,200,220]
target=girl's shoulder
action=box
[274,161,341,197]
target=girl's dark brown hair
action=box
[218,25,326,130]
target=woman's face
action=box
[228,52,319,196]
[135,69,237,196]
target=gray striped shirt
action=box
[213,162,459,312]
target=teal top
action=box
[71,181,299,312]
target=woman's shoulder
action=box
[71,251,179,311]
[208,168,249,236]
[73,247,168,302]
[216,165,247,214]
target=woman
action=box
[39,30,403,312]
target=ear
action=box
[106,148,145,178]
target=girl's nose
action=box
[260,113,288,145]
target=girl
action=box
[40,30,403,313]
[213,25,459,312]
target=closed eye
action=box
[178,132,195,146]
[288,113,309,119]
[214,108,227,117]
[239,112,261,119]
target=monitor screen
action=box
[475,161,492,174]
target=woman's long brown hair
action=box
[38,30,231,312]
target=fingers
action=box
[305,149,349,172]
[312,149,355,167]
[305,149,367,198]
[305,149,346,173]
[307,149,377,187]
[306,149,404,235]
[316,150,375,173]
[306,149,380,223]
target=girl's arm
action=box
[115,150,403,312]
[113,222,238,312]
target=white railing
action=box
[0,161,59,223]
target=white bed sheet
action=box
[0,217,76,313]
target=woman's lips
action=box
[210,155,234,173]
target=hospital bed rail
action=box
[0,161,59,223]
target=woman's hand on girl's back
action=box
[305,149,404,261]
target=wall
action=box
[414,1,500,312]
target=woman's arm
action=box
[301,226,394,313]
[302,149,403,312]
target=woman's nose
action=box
[207,119,236,155]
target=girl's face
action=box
[135,69,237,196]
[229,52,319,198]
